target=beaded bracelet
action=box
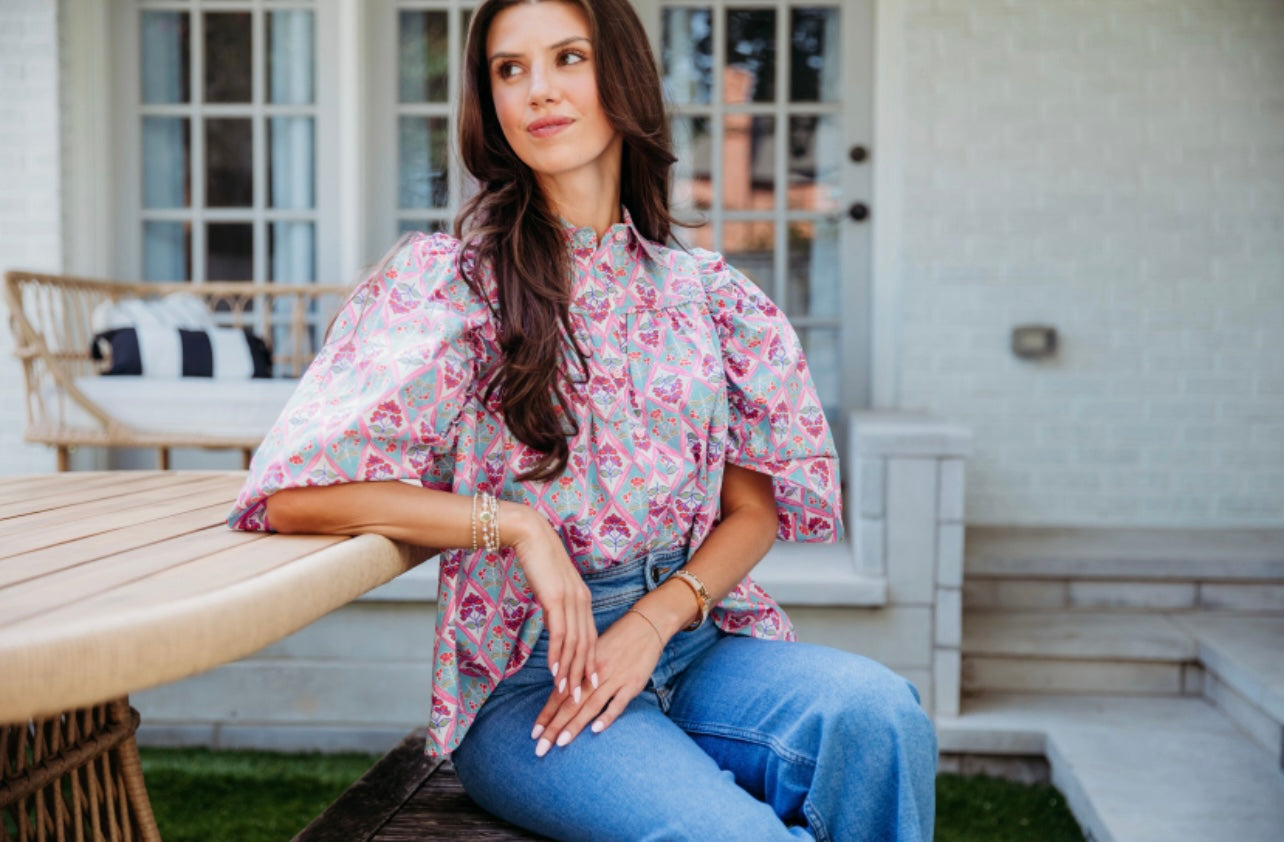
[475,492,500,552]
[470,492,479,552]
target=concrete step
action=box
[965,611,1197,661]
[962,610,1201,696]
[937,692,1284,842]
[965,526,1284,580]
[1168,613,1284,764]
[964,576,1284,613]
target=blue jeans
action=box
[452,546,937,841]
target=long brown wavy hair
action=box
[455,0,679,482]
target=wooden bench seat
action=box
[294,729,544,841]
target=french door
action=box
[639,0,873,448]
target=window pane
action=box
[268,10,315,105]
[787,115,841,212]
[206,118,253,207]
[270,221,315,283]
[207,223,253,281]
[269,117,315,209]
[143,222,190,281]
[790,8,840,103]
[722,116,774,211]
[399,11,449,103]
[142,117,190,209]
[725,8,776,103]
[204,12,252,103]
[800,328,840,405]
[672,115,712,213]
[722,221,774,292]
[662,7,712,105]
[140,11,190,104]
[787,219,840,317]
[399,117,449,209]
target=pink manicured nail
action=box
[590,672,599,689]
[556,731,572,747]
[559,677,567,693]
[535,738,551,757]
[572,686,581,704]
[531,724,544,740]
[551,661,559,678]
[591,720,605,733]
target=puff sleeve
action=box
[228,232,488,531]
[700,251,844,543]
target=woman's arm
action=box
[266,483,597,699]
[631,461,778,637]
[529,461,778,752]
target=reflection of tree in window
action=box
[204,13,251,103]
[662,8,712,104]
[726,9,775,103]
[790,9,836,103]
[398,11,448,103]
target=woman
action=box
[229,0,937,838]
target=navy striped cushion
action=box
[91,327,272,379]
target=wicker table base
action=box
[1,698,160,842]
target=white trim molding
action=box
[870,0,904,409]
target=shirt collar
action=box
[560,206,665,265]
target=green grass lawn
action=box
[139,747,1086,841]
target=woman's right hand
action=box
[501,502,597,700]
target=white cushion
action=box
[91,292,215,334]
[71,376,299,439]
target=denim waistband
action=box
[581,545,691,612]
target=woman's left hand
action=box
[530,608,667,756]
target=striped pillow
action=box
[91,326,272,379]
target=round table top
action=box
[0,471,433,723]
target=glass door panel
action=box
[656,0,869,429]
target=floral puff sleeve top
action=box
[228,210,843,757]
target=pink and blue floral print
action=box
[228,209,843,757]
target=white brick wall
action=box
[0,0,60,476]
[899,0,1284,526]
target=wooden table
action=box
[0,471,435,842]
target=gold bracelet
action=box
[626,608,665,646]
[669,569,711,631]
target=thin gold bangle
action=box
[627,608,665,646]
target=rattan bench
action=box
[4,270,350,470]
[294,729,543,841]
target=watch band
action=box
[670,569,711,631]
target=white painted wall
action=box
[896,0,1284,526]
[0,0,61,476]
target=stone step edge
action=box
[962,657,1201,699]
[935,714,1110,842]
[937,692,1284,842]
[964,526,1284,582]
[962,649,1197,664]
[1166,617,1284,728]
[964,558,1284,581]
[962,611,1199,662]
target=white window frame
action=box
[102,0,341,286]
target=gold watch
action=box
[670,569,711,631]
